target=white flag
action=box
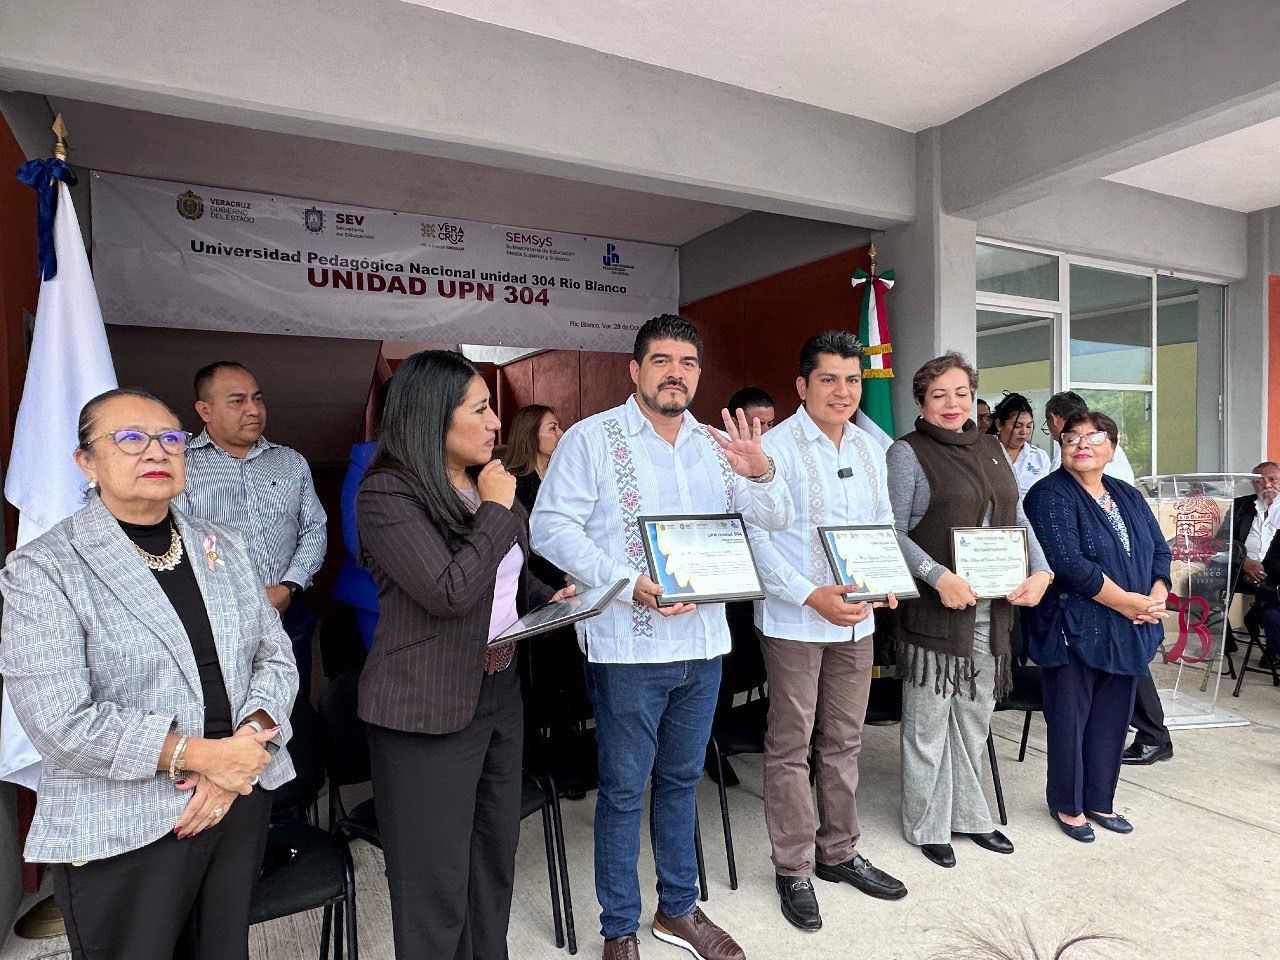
[855,409,894,451]
[1,181,117,790]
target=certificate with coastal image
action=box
[819,524,920,602]
[951,526,1029,599]
[639,513,765,606]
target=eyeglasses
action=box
[1040,422,1052,436]
[89,429,192,455]
[1061,431,1109,448]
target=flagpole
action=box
[868,242,878,278]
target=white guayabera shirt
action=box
[530,395,793,665]
[749,405,892,644]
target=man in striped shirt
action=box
[176,361,327,697]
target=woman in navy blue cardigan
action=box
[1023,411,1171,842]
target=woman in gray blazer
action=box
[0,387,298,960]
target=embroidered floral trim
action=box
[699,426,736,511]
[790,421,829,595]
[603,418,654,639]
[847,430,880,514]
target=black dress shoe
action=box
[1086,811,1133,834]
[775,874,822,931]
[1122,741,1172,765]
[918,843,956,868]
[704,752,740,787]
[815,854,908,900]
[965,830,1014,854]
[1050,810,1095,843]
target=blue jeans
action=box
[585,657,721,939]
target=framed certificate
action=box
[951,527,1029,599]
[490,579,628,645]
[819,524,920,601]
[638,513,765,606]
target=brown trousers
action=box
[761,631,874,876]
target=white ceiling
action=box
[1106,116,1280,213]
[52,99,746,245]
[404,0,1183,131]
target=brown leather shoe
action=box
[652,907,745,960]
[603,934,641,960]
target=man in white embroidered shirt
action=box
[747,331,907,933]
[532,315,793,960]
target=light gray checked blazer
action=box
[0,496,298,864]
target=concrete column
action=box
[1225,209,1273,469]
[874,129,977,435]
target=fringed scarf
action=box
[894,418,1019,700]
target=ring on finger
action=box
[212,806,224,820]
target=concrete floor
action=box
[3,660,1276,960]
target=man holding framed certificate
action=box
[531,315,793,960]
[747,331,909,933]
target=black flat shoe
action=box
[775,874,822,931]
[1050,810,1095,843]
[1121,742,1173,765]
[1086,811,1133,834]
[966,830,1015,854]
[815,854,908,899]
[918,843,956,868]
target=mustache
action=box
[659,380,687,392]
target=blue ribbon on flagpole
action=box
[15,157,78,281]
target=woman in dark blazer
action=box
[356,351,572,960]
[0,387,296,960]
[1024,410,1171,842]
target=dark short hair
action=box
[77,387,175,450]
[633,314,703,364]
[194,360,253,401]
[1060,410,1118,446]
[798,330,864,381]
[991,392,1034,427]
[727,387,773,412]
[1045,390,1087,422]
[911,352,978,405]
[977,398,991,410]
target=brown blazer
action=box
[355,468,551,734]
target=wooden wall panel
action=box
[532,350,581,428]
[580,352,633,419]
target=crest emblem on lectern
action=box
[1172,494,1221,563]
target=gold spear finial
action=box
[868,242,878,277]
[52,114,68,161]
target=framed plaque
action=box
[638,513,765,606]
[490,579,628,645]
[819,524,920,602]
[951,526,1030,599]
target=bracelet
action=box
[240,719,265,735]
[747,456,776,484]
[169,735,190,781]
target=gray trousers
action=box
[900,616,997,845]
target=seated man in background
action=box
[727,386,776,433]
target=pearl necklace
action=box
[136,524,184,572]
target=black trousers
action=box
[368,666,523,960]
[1130,666,1171,748]
[50,787,271,960]
[1042,651,1138,817]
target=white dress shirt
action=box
[1051,439,1136,486]
[1005,442,1051,498]
[1244,496,1280,561]
[749,406,892,644]
[530,395,794,665]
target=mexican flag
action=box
[851,266,895,448]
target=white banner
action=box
[91,172,679,352]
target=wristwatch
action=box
[747,456,776,484]
[282,581,304,601]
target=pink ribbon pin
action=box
[203,534,226,572]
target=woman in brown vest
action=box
[885,353,1053,868]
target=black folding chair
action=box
[251,700,359,960]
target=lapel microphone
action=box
[837,467,854,479]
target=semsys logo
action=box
[176,190,205,221]
[506,232,553,248]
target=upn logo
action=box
[603,243,620,267]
